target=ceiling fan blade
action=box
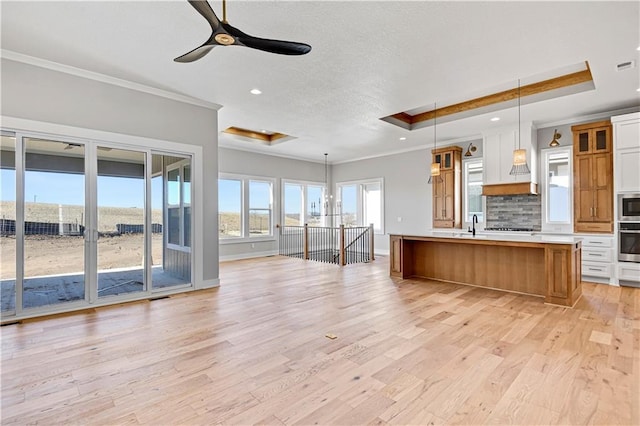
[175,1,312,61]
[174,42,216,62]
[236,35,311,56]
[187,0,221,32]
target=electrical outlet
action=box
[251,243,255,249]
[397,217,402,222]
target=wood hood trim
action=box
[482,182,538,196]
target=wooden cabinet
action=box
[432,146,462,228]
[572,120,613,234]
[390,235,403,276]
[389,234,582,307]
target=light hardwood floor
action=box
[1,255,639,425]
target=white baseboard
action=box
[219,250,279,262]
[583,276,615,286]
[375,249,390,256]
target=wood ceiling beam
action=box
[385,62,593,127]
[223,127,288,144]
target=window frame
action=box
[335,178,385,234]
[462,158,485,228]
[218,176,243,241]
[541,146,573,234]
[281,179,327,228]
[218,173,275,244]
[166,159,192,252]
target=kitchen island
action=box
[389,233,582,306]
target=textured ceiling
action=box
[1,1,639,163]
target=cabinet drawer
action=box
[618,262,640,282]
[581,237,613,248]
[582,261,611,278]
[582,247,612,262]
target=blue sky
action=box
[3,170,356,215]
[1,169,162,209]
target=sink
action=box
[457,233,488,239]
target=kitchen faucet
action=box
[468,214,478,236]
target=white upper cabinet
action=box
[612,112,640,193]
[482,122,538,185]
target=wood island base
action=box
[390,234,582,307]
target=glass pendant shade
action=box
[430,162,441,177]
[509,78,531,176]
[509,148,530,175]
[428,162,442,184]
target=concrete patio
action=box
[1,266,189,311]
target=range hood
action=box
[482,122,538,197]
[482,182,538,196]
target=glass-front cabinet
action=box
[573,120,612,155]
[431,146,462,228]
[571,120,613,233]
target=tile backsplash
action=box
[486,194,541,230]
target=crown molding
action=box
[1,49,222,111]
[535,105,640,129]
[218,144,326,165]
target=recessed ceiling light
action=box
[399,137,406,141]
[250,88,262,95]
[637,46,640,51]
[490,117,500,122]
[637,88,640,92]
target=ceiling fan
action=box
[174,0,312,62]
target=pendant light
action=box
[323,153,332,215]
[509,79,531,176]
[428,103,442,184]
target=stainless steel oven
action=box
[618,194,640,221]
[619,222,640,262]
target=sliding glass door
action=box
[0,133,17,313]
[96,147,146,299]
[1,131,194,319]
[23,138,86,309]
[151,154,192,290]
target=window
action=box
[542,148,572,232]
[282,181,326,227]
[218,178,242,239]
[219,174,274,241]
[339,184,357,227]
[305,185,324,226]
[464,159,484,223]
[167,161,192,248]
[336,178,384,233]
[249,180,271,236]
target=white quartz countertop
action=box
[395,231,581,245]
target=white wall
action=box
[1,58,220,284]
[218,147,325,260]
[332,149,433,253]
